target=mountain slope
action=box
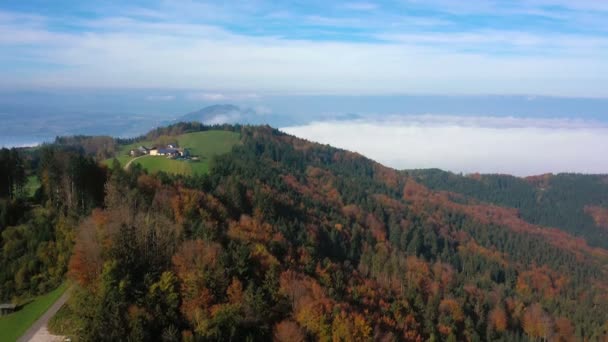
[407,169,608,249]
[49,125,608,341]
[179,104,256,125]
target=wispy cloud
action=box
[378,31,608,56]
[186,92,260,101]
[145,95,175,101]
[341,2,379,11]
[282,116,608,176]
[357,114,608,129]
[402,0,608,16]
[187,93,229,101]
[398,0,608,33]
[524,0,608,13]
[0,0,608,97]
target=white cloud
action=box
[1,8,608,97]
[186,92,260,101]
[281,117,608,176]
[373,115,608,129]
[527,0,608,12]
[252,105,273,115]
[304,15,366,27]
[145,95,175,101]
[403,0,608,15]
[187,93,228,101]
[341,2,379,11]
[204,113,241,125]
[4,24,606,97]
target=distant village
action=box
[130,144,199,161]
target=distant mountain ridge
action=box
[178,104,257,125]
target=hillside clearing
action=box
[108,130,240,175]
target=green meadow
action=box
[130,155,193,175]
[0,283,67,342]
[24,175,40,198]
[107,130,240,176]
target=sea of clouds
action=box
[282,115,608,176]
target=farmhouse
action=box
[130,146,150,157]
[148,146,187,157]
[157,148,181,157]
[140,144,194,160]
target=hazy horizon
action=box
[1,0,607,175]
[2,93,608,176]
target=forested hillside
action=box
[407,169,608,249]
[1,144,105,302]
[1,125,608,341]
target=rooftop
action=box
[157,148,180,154]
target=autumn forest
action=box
[1,123,608,341]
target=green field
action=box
[104,138,155,167]
[131,155,194,175]
[177,130,240,157]
[24,175,40,198]
[108,130,240,176]
[0,283,67,342]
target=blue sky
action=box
[1,0,608,97]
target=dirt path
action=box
[124,155,146,170]
[18,292,69,342]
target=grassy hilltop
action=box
[109,130,241,175]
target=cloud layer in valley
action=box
[282,116,608,176]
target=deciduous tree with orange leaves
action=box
[522,303,553,341]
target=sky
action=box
[1,1,607,175]
[2,0,608,96]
